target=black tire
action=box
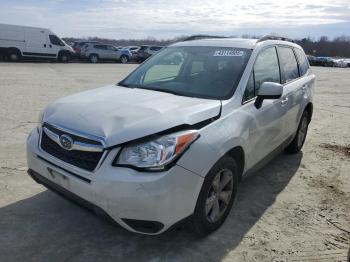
[120,55,129,64]
[190,156,239,236]
[89,54,99,63]
[8,49,21,62]
[285,110,310,154]
[59,52,70,63]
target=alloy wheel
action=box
[121,56,128,64]
[205,168,234,223]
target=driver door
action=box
[242,46,289,169]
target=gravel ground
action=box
[0,63,349,262]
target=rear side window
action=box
[277,47,299,83]
[94,45,107,50]
[294,48,309,76]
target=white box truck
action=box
[0,23,74,62]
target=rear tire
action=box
[89,54,99,63]
[190,156,239,236]
[285,110,310,154]
[8,50,21,62]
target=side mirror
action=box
[254,82,283,109]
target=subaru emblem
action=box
[59,134,73,150]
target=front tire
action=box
[8,50,21,62]
[120,55,129,64]
[59,52,70,63]
[285,110,310,153]
[190,156,239,235]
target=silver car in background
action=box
[81,43,132,63]
[27,36,315,235]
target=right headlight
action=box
[113,130,199,171]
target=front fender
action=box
[176,117,247,178]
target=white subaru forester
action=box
[27,36,315,235]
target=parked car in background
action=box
[124,46,140,53]
[134,45,164,62]
[27,36,315,235]
[344,59,350,67]
[81,43,132,63]
[315,57,336,67]
[0,23,74,62]
[333,58,350,68]
[72,41,100,57]
[306,55,317,66]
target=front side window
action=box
[294,48,309,76]
[107,45,116,51]
[49,35,64,46]
[120,46,252,100]
[254,47,281,93]
[243,47,281,102]
[277,46,299,83]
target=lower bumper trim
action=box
[27,169,113,220]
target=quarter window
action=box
[294,48,309,76]
[244,73,255,101]
[277,47,299,83]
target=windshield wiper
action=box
[117,83,189,97]
[138,85,187,97]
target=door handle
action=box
[49,44,52,48]
[281,97,289,106]
[44,44,46,47]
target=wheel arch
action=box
[304,102,313,122]
[224,146,245,181]
[58,50,71,57]
[7,47,22,55]
[89,53,99,58]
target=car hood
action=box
[43,85,221,147]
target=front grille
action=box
[40,124,104,172]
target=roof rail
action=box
[257,35,295,43]
[183,35,227,41]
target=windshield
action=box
[119,46,252,99]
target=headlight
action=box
[113,130,199,171]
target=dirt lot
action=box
[0,63,349,262]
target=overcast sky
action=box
[1,0,349,39]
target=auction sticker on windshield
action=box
[214,50,244,56]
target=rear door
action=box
[94,45,108,59]
[105,45,119,60]
[242,46,289,168]
[276,46,305,138]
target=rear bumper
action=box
[26,128,204,234]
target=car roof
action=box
[171,38,258,49]
[170,37,299,50]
